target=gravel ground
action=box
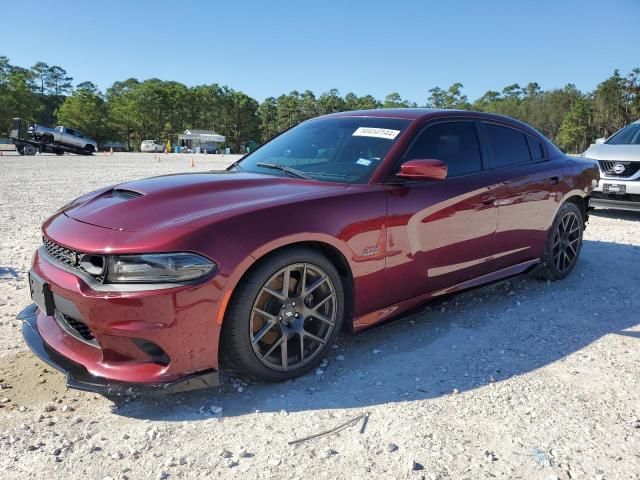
[1,152,639,480]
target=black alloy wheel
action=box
[538,202,583,280]
[551,210,581,273]
[250,262,337,372]
[222,247,344,382]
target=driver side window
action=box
[404,121,483,177]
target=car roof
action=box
[324,108,532,125]
[322,108,564,158]
[323,108,545,137]
[325,108,449,120]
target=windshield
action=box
[607,123,640,145]
[236,117,411,183]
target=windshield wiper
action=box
[229,162,244,172]
[256,163,314,180]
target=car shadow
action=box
[113,239,640,421]
[591,208,640,221]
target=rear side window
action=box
[526,136,545,160]
[483,123,531,168]
[404,121,482,177]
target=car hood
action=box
[64,171,347,231]
[583,144,640,161]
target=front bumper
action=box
[21,245,227,394]
[19,304,219,395]
[591,178,640,211]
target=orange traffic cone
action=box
[191,158,195,168]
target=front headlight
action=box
[105,253,215,283]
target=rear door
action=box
[384,120,500,302]
[480,122,564,269]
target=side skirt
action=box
[352,259,539,331]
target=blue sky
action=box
[3,0,639,103]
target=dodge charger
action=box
[19,109,599,394]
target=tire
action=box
[537,202,584,280]
[17,146,24,155]
[23,144,37,156]
[222,247,345,382]
[83,145,94,155]
[54,150,64,156]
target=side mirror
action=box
[595,138,606,144]
[397,159,447,181]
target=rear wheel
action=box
[222,247,344,382]
[537,202,583,280]
[23,144,37,155]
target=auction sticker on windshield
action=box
[352,127,401,140]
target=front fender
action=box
[210,187,389,325]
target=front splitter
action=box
[18,304,219,396]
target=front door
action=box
[384,120,500,303]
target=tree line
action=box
[1,56,638,153]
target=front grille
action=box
[42,237,104,282]
[55,311,98,347]
[598,160,640,178]
[43,237,81,269]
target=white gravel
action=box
[1,152,639,479]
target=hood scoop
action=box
[111,188,144,200]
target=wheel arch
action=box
[220,238,356,337]
[561,191,588,224]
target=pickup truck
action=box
[9,118,98,156]
[29,125,98,153]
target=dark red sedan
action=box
[19,109,599,394]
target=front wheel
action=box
[222,247,344,382]
[537,202,584,280]
[83,145,94,155]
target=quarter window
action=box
[526,136,545,161]
[483,123,531,168]
[404,122,482,177]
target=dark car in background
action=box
[19,109,599,394]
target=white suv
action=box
[584,120,640,212]
[141,140,165,153]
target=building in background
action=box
[178,129,225,153]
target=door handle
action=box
[549,176,559,185]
